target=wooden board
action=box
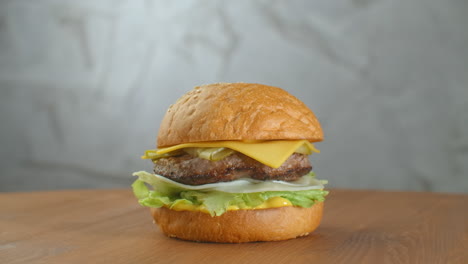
[1,189,467,264]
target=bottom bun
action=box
[150,202,324,243]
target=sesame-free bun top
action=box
[157,83,323,147]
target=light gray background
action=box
[1,0,467,192]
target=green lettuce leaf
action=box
[131,172,328,216]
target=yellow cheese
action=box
[147,140,319,168]
[169,197,293,213]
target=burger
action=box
[132,82,328,243]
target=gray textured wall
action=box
[1,0,467,192]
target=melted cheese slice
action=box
[154,140,319,168]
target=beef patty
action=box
[153,152,312,185]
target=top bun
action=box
[157,83,323,147]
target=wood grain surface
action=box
[1,189,467,264]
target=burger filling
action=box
[132,140,328,216]
[153,152,312,185]
[132,170,327,216]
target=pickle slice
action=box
[143,149,184,161]
[294,144,312,155]
[184,147,235,161]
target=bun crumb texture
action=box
[151,202,324,243]
[158,82,323,147]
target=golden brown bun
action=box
[157,82,323,147]
[150,202,324,243]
